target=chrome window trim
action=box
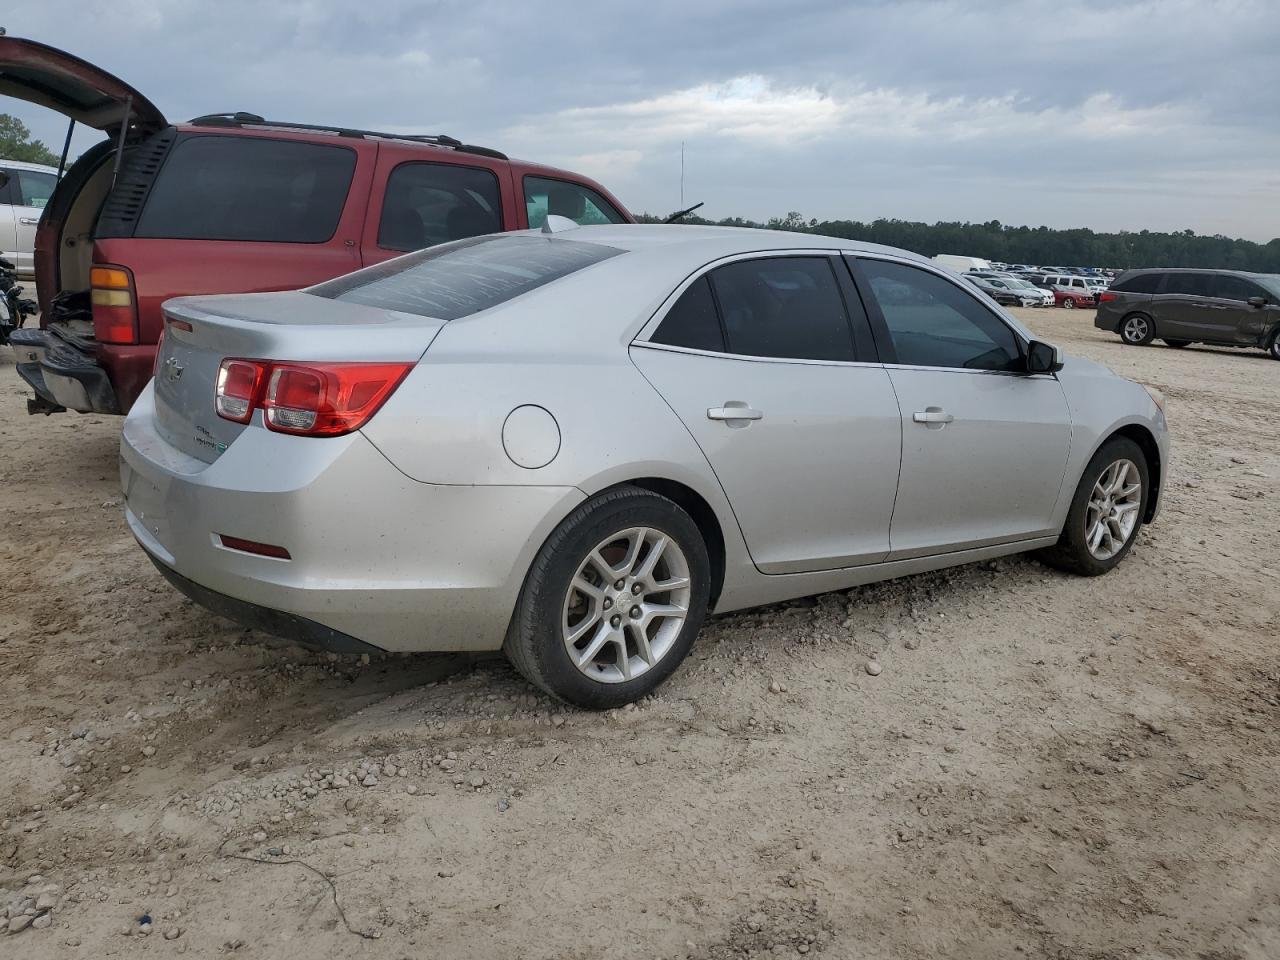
[630,339,886,371]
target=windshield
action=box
[306,234,624,320]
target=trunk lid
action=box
[152,291,445,464]
[0,36,165,134]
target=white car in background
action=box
[0,159,58,277]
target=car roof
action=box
[0,158,59,173]
[1119,266,1280,281]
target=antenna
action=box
[680,141,685,208]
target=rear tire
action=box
[1162,339,1191,348]
[503,485,711,709]
[1037,436,1150,577]
[1268,329,1280,361]
[1120,313,1156,345]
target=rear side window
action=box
[1164,273,1215,297]
[651,276,725,352]
[524,176,625,229]
[135,136,356,243]
[1111,273,1162,294]
[378,162,502,252]
[307,234,622,320]
[709,257,855,362]
[1211,275,1265,302]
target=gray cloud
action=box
[6,0,1278,239]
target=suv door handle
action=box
[913,408,955,425]
[708,402,763,424]
[18,218,39,225]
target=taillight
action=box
[214,359,412,436]
[90,265,139,344]
[1098,292,1117,302]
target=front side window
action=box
[524,176,625,229]
[378,161,502,252]
[16,170,56,209]
[136,136,356,243]
[307,234,622,320]
[1211,275,1265,303]
[709,257,856,362]
[859,259,1022,371]
[1164,273,1215,297]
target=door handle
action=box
[913,408,955,425]
[708,402,763,424]
[19,218,39,225]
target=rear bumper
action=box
[121,383,584,652]
[10,329,121,414]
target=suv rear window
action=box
[135,136,357,243]
[1111,273,1162,294]
[306,234,623,320]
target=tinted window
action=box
[15,170,56,209]
[1211,275,1265,302]
[136,136,356,242]
[1111,273,1162,294]
[524,176,625,229]
[709,257,854,362]
[860,259,1022,371]
[650,276,725,352]
[1164,273,1215,297]
[307,234,622,320]
[378,162,502,252]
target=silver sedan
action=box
[120,224,1169,707]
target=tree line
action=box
[637,210,1280,272]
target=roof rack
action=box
[186,113,508,160]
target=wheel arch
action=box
[618,477,727,609]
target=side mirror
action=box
[1026,339,1064,374]
[1247,296,1267,308]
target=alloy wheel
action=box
[1085,459,1142,560]
[1062,297,1076,309]
[1122,316,1150,343]
[561,526,692,683]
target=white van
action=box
[932,254,992,274]
[0,159,59,277]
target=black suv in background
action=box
[1096,269,1280,360]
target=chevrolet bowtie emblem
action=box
[164,356,185,382]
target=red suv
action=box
[1,37,632,416]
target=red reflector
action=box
[1098,292,1117,302]
[218,535,291,560]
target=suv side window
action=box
[1165,273,1214,297]
[650,276,725,352]
[135,136,356,243]
[708,257,856,362]
[15,170,56,209]
[859,258,1023,372]
[1112,273,1162,294]
[524,176,625,229]
[378,162,502,252]
[1212,275,1265,303]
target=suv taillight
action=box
[1098,292,1117,302]
[214,359,412,436]
[90,265,139,344]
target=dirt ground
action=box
[1,306,1277,959]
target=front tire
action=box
[1120,313,1156,345]
[504,485,711,708]
[1037,436,1149,577]
[1268,329,1280,361]
[1061,296,1076,309]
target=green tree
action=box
[0,113,61,166]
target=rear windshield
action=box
[135,136,356,243]
[306,234,623,320]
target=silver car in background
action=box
[121,224,1169,707]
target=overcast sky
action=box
[5,0,1278,241]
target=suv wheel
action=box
[504,485,711,708]
[1037,436,1149,577]
[1120,313,1156,345]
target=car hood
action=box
[0,36,165,135]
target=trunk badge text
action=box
[164,356,185,382]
